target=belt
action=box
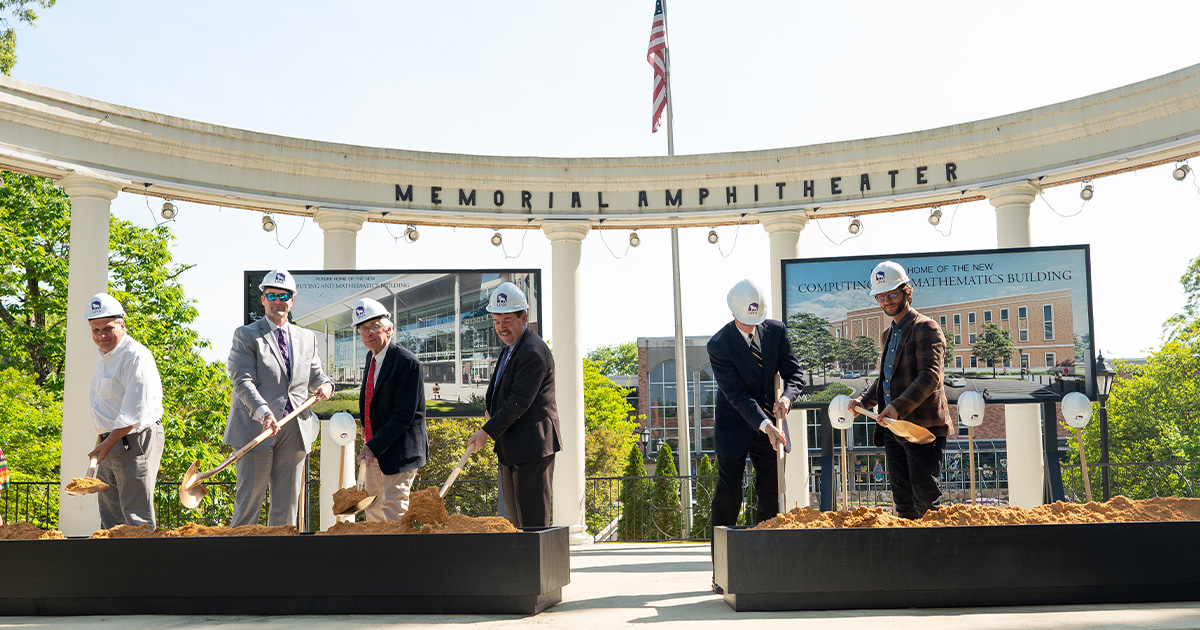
[99,420,162,449]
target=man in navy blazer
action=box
[708,279,804,532]
[353,298,428,521]
[467,281,561,528]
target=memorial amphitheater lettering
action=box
[392,163,959,210]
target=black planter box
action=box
[714,521,1200,611]
[0,526,569,615]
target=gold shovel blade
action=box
[889,420,936,445]
[179,460,208,509]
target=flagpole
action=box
[660,0,693,537]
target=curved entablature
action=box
[2,64,1200,230]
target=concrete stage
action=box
[1,542,1197,629]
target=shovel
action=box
[179,396,317,509]
[856,407,936,445]
[439,443,477,498]
[64,456,109,496]
[333,460,376,516]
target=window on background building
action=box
[1000,308,1009,321]
[955,355,963,368]
[984,310,992,323]
[1003,356,1011,367]
[647,361,679,453]
[970,355,978,368]
[1021,354,1030,369]
[1045,353,1055,367]
[955,334,962,345]
[953,314,961,326]
[1043,304,1054,340]
[696,364,717,454]
[1019,329,1028,342]
[969,332,976,344]
[968,312,976,325]
[1018,306,1027,319]
[939,315,946,327]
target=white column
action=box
[542,220,592,545]
[313,208,366,529]
[58,174,121,537]
[985,181,1043,508]
[760,213,809,510]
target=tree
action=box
[651,441,682,540]
[831,336,854,373]
[585,342,638,377]
[582,358,638,478]
[942,327,956,368]
[618,444,650,541]
[852,335,879,372]
[972,323,1014,377]
[787,312,835,382]
[0,0,54,75]
[689,453,716,540]
[1163,254,1200,341]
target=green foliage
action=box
[851,335,878,371]
[798,382,854,405]
[0,367,61,480]
[585,342,638,376]
[972,323,1014,376]
[0,0,55,75]
[582,358,638,478]
[788,312,836,378]
[942,327,956,366]
[651,441,682,540]
[419,417,500,515]
[1164,255,1200,341]
[618,444,650,541]
[689,453,716,540]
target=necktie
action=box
[363,356,376,441]
[749,335,773,418]
[277,327,294,413]
[491,347,511,415]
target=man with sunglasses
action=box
[848,261,951,519]
[225,269,333,527]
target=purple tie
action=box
[277,327,294,413]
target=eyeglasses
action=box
[359,322,386,334]
[875,290,903,303]
[264,293,292,302]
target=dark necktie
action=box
[277,327,294,413]
[491,347,511,415]
[363,356,376,441]
[749,335,773,418]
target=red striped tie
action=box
[363,356,376,441]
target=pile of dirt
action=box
[754,496,1200,530]
[332,486,371,514]
[0,522,65,540]
[89,523,298,539]
[323,487,518,534]
[91,524,161,538]
[399,487,451,531]
[64,477,106,492]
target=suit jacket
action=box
[707,319,804,459]
[859,307,951,446]
[359,339,428,475]
[482,328,562,467]
[224,318,332,452]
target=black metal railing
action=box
[1059,459,1200,502]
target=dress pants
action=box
[499,454,554,528]
[230,419,307,527]
[96,423,164,530]
[883,430,947,519]
[362,462,418,521]
[711,431,779,528]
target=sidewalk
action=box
[2,542,1198,629]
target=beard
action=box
[882,298,909,318]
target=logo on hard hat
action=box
[355,306,365,318]
[874,270,886,284]
[496,293,508,306]
[747,302,759,315]
[89,300,102,313]
[275,272,286,284]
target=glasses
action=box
[264,293,292,302]
[359,322,386,334]
[875,289,903,303]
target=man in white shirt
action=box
[85,293,165,530]
[225,270,333,527]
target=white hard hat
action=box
[1061,392,1092,429]
[352,298,390,327]
[957,391,986,428]
[486,282,529,314]
[85,293,125,320]
[869,261,911,297]
[328,412,357,447]
[259,269,298,294]
[727,279,767,326]
[828,395,854,430]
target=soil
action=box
[89,523,299,538]
[332,487,371,514]
[323,486,518,534]
[753,496,1200,530]
[64,477,106,492]
[0,522,65,540]
[399,487,450,531]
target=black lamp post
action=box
[639,426,651,458]
[1094,353,1115,500]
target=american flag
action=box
[647,0,667,133]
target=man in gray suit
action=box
[225,269,333,527]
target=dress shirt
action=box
[370,343,389,388]
[254,318,293,422]
[89,333,164,434]
[881,310,913,407]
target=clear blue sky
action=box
[8,0,1200,361]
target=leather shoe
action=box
[711,581,724,595]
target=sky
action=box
[8,0,1200,363]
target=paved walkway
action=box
[3,543,1199,629]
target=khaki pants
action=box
[362,462,418,522]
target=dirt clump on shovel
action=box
[332,487,371,515]
[754,496,1200,530]
[0,522,65,540]
[322,486,518,534]
[64,477,106,492]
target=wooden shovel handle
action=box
[195,396,317,484]
[855,407,936,445]
[439,443,477,498]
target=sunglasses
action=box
[265,293,293,302]
[875,290,903,303]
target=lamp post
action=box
[1094,353,1115,501]
[639,426,651,459]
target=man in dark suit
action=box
[708,279,805,532]
[353,298,428,521]
[849,261,951,519]
[467,281,561,528]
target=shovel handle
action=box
[190,396,317,486]
[439,443,477,498]
[85,456,99,479]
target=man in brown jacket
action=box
[849,261,951,519]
